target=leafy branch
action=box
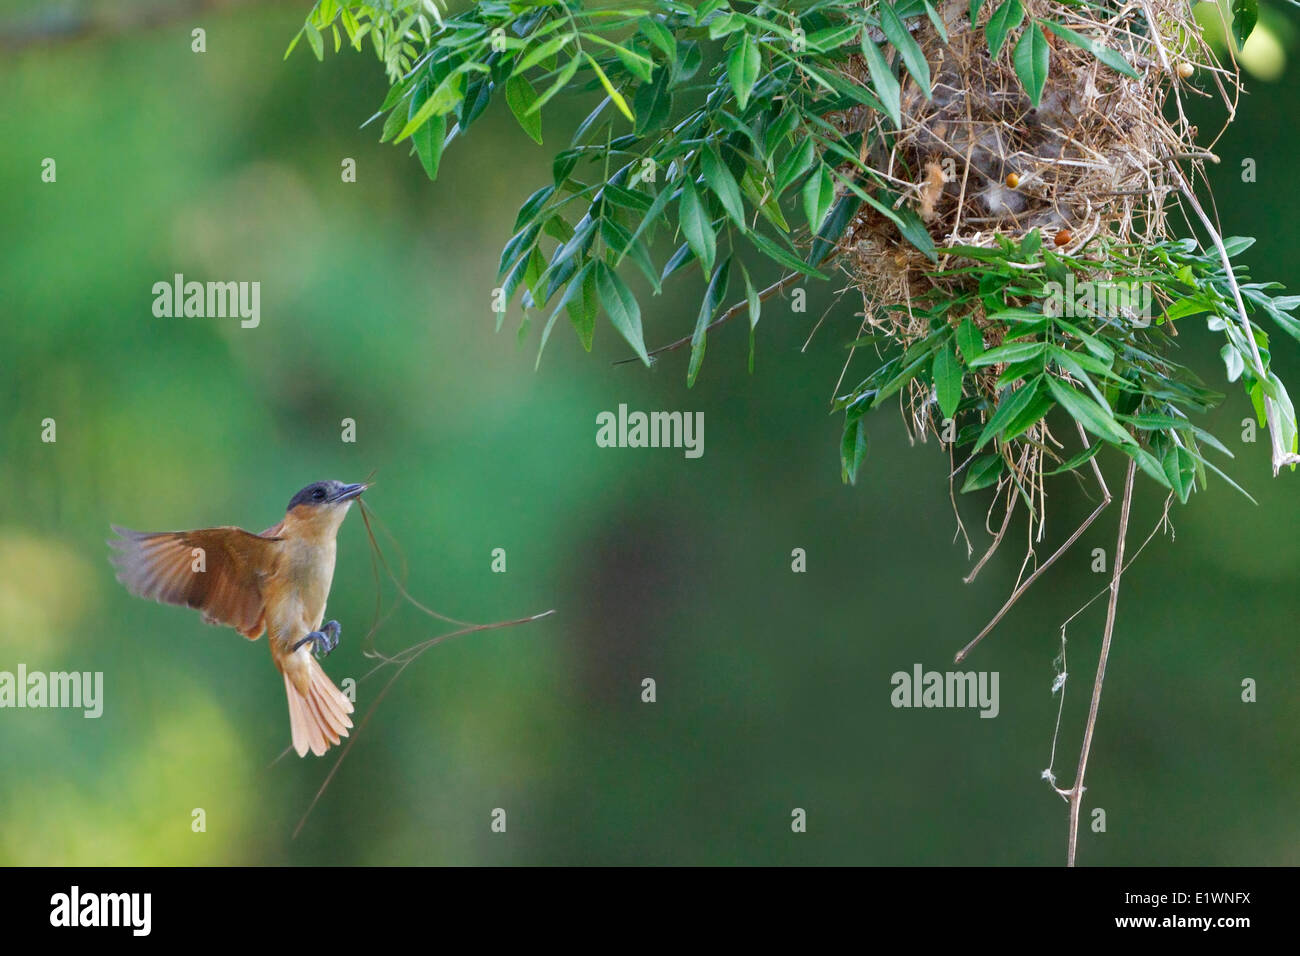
[290,0,1299,499]
[836,233,1300,500]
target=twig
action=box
[292,608,555,839]
[613,270,803,365]
[288,500,556,838]
[1065,456,1136,867]
[954,426,1111,663]
[963,486,1016,584]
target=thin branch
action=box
[292,608,556,839]
[613,270,802,365]
[1066,456,1137,867]
[288,500,556,839]
[954,426,1111,663]
[963,486,1016,584]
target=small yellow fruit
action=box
[1006,172,1020,189]
[1176,61,1194,79]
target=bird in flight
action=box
[110,480,366,756]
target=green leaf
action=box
[1231,0,1258,49]
[708,12,743,39]
[1013,23,1050,107]
[1049,346,1125,388]
[880,2,932,98]
[571,262,599,351]
[633,65,671,136]
[807,193,862,268]
[603,184,653,214]
[688,257,732,387]
[1042,21,1140,80]
[514,185,555,231]
[802,164,835,232]
[763,107,800,157]
[522,245,549,310]
[638,18,677,62]
[893,205,938,263]
[339,7,360,48]
[1221,343,1245,383]
[1052,319,1114,362]
[585,53,635,123]
[412,112,447,180]
[1001,388,1054,441]
[742,262,760,329]
[775,138,815,196]
[995,358,1047,389]
[957,318,985,364]
[661,242,695,282]
[1045,376,1134,446]
[806,24,861,52]
[872,350,934,406]
[962,454,1005,492]
[594,261,649,365]
[397,71,465,142]
[701,144,746,229]
[538,261,592,366]
[622,182,675,256]
[529,55,581,114]
[1121,443,1174,489]
[1221,235,1256,257]
[541,214,574,245]
[678,178,716,275]
[923,1,950,43]
[514,35,572,75]
[728,32,761,110]
[284,28,303,61]
[967,340,1046,368]
[600,218,661,294]
[985,0,1025,59]
[975,378,1042,450]
[499,222,542,279]
[1045,441,1102,475]
[933,344,963,421]
[613,43,655,83]
[1270,370,1298,456]
[747,231,828,279]
[841,407,869,485]
[1020,228,1042,259]
[860,32,902,129]
[505,75,544,145]
[1201,455,1257,503]
[304,22,324,60]
[1162,444,1196,503]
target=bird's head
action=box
[284,480,368,538]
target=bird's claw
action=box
[292,620,342,658]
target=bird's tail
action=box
[283,655,354,757]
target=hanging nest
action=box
[827,0,1238,422]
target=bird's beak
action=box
[331,482,368,503]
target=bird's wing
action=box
[109,525,282,638]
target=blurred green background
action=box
[1,0,1297,865]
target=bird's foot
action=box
[292,620,342,658]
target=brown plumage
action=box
[110,480,366,756]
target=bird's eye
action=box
[312,487,327,501]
